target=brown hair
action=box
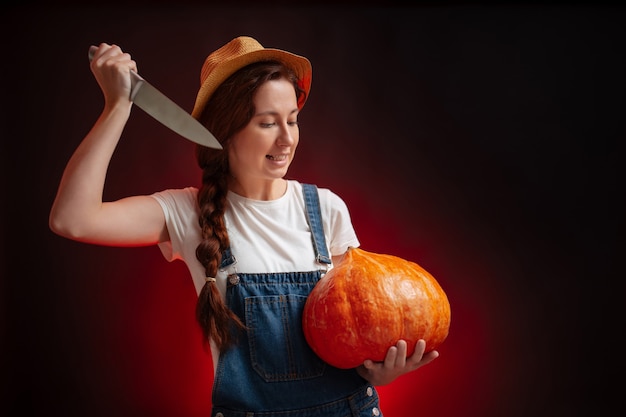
[194,60,306,352]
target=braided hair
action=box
[194,61,306,352]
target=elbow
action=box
[48,210,69,238]
[48,208,83,240]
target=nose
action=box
[276,122,296,146]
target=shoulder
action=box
[316,186,345,206]
[152,186,198,200]
[287,180,348,210]
[151,187,199,212]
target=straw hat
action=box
[191,36,312,119]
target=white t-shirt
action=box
[151,180,360,298]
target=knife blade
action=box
[88,45,222,149]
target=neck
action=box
[228,177,288,201]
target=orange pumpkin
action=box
[303,247,451,369]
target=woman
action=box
[49,36,439,417]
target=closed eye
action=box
[259,121,298,128]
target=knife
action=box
[88,45,222,149]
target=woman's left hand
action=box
[356,339,439,386]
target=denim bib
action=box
[211,184,382,417]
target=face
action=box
[228,78,300,185]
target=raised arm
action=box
[49,43,168,247]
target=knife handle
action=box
[87,45,143,98]
[88,45,97,62]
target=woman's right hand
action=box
[89,43,138,110]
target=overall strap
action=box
[219,183,332,269]
[219,246,236,270]
[302,183,332,265]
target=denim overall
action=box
[211,184,382,417]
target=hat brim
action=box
[191,48,312,119]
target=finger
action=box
[362,359,375,370]
[89,43,113,68]
[410,344,440,369]
[100,44,123,62]
[414,339,426,356]
[106,45,137,73]
[421,350,440,365]
[394,340,408,367]
[407,340,427,366]
[383,345,398,369]
[97,45,133,69]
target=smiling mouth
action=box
[266,154,288,161]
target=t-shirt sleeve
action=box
[150,187,199,262]
[317,187,360,257]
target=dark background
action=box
[2,3,624,417]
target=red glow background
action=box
[2,4,623,417]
